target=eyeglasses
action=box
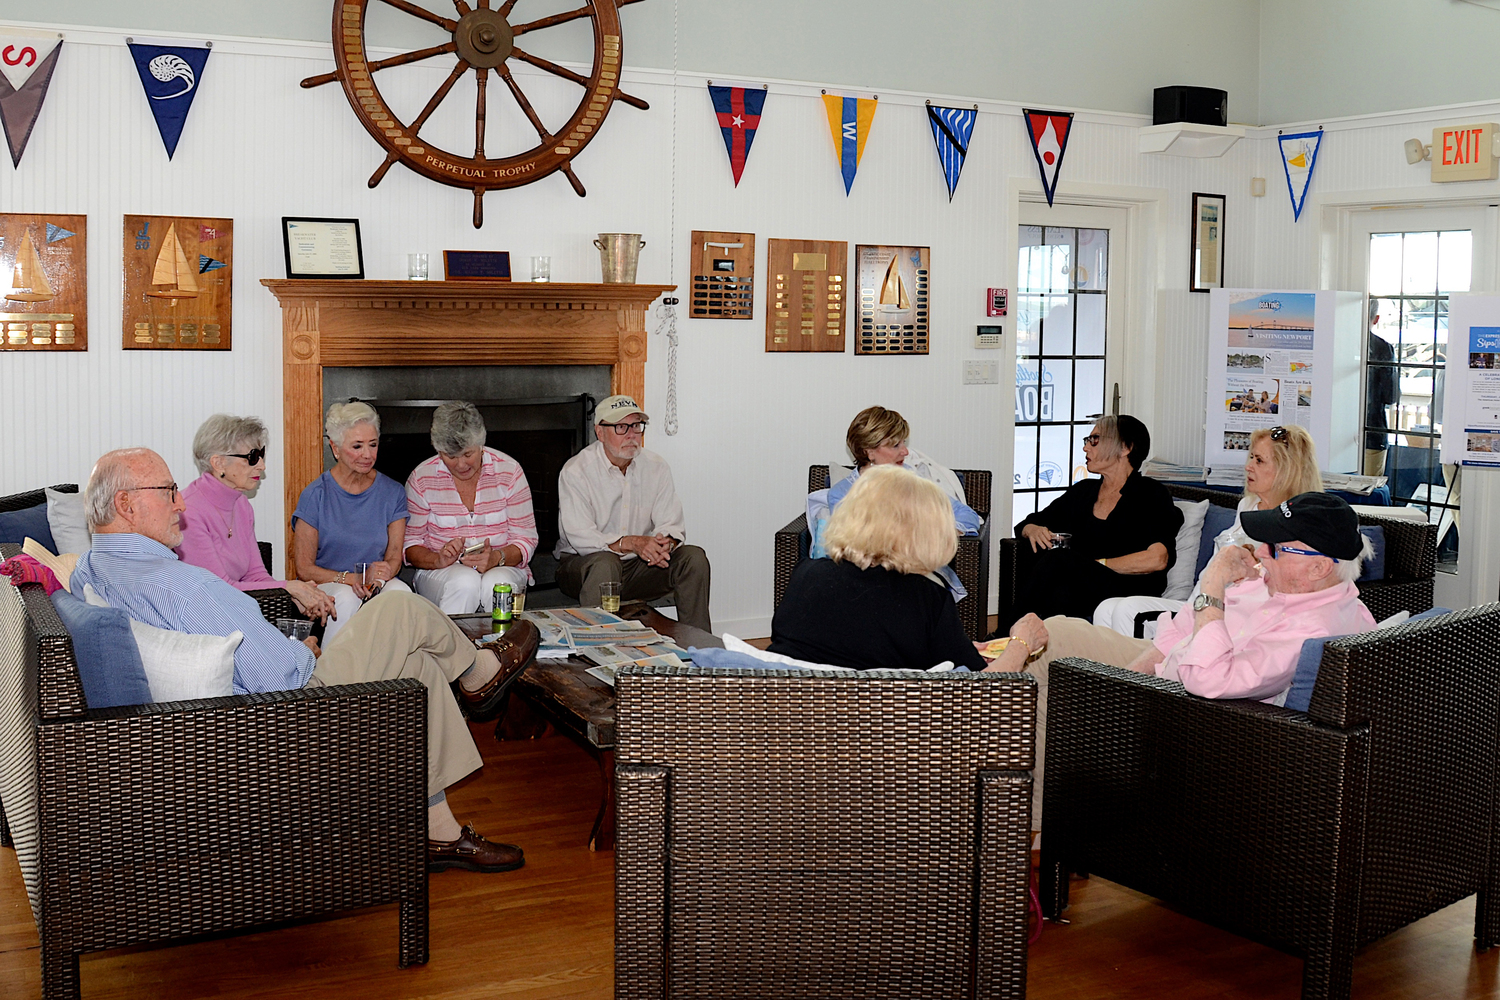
[605,421,648,436]
[1270,543,1337,562]
[126,483,179,503]
[225,447,266,465]
[1083,434,1102,446]
[1270,426,1288,442]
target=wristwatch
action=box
[1192,593,1225,612]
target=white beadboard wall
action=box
[4,25,1494,632]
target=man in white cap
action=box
[554,394,712,632]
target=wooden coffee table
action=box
[454,602,722,851]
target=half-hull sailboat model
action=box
[5,232,54,303]
[877,255,910,310]
[147,222,200,305]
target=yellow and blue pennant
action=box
[822,92,877,195]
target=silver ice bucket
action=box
[595,233,646,283]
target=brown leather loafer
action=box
[460,619,539,721]
[427,823,525,873]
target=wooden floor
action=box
[2,720,1497,999]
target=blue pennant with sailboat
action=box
[926,102,976,201]
[127,40,211,159]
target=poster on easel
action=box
[1442,295,1500,467]
[1206,289,1362,477]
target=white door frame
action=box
[1320,191,1500,608]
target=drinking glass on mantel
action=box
[407,253,429,281]
[531,255,551,282]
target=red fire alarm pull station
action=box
[987,288,1008,317]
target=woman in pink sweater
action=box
[176,414,334,621]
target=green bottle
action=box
[492,583,514,633]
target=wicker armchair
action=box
[0,543,429,1000]
[615,664,1037,999]
[1039,603,1500,1000]
[998,483,1437,630]
[775,465,993,639]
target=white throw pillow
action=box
[83,584,238,700]
[1161,499,1211,602]
[45,487,91,554]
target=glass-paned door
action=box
[1365,228,1468,570]
[1014,215,1117,521]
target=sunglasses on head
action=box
[226,447,267,465]
[1270,426,1288,442]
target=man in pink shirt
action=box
[985,491,1377,829]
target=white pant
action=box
[1092,595,1184,639]
[318,577,411,644]
[413,563,528,614]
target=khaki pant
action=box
[310,589,482,797]
[556,546,712,633]
[1025,615,1155,831]
[1364,449,1388,477]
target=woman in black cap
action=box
[1007,414,1182,625]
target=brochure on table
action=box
[1206,289,1362,475]
[1442,294,1500,467]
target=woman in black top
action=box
[1009,414,1182,624]
[769,465,993,671]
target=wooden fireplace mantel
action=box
[262,279,673,576]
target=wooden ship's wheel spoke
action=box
[304,0,649,227]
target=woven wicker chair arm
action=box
[77,677,425,723]
[776,513,808,537]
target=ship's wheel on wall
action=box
[303,0,649,227]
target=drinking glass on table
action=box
[599,580,621,613]
[276,618,312,641]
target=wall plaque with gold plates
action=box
[765,238,846,352]
[689,230,753,319]
[855,244,929,355]
[0,213,87,351]
[124,215,233,350]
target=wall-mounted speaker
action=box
[1153,86,1227,127]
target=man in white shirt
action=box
[555,395,712,631]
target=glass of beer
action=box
[599,580,621,613]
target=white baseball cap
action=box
[594,394,648,425]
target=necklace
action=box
[216,504,234,538]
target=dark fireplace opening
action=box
[356,395,595,587]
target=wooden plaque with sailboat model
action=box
[0,213,87,352]
[855,244,930,355]
[123,215,233,350]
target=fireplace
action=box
[262,280,673,577]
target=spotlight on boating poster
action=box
[1207,289,1363,475]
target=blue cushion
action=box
[49,589,152,709]
[1355,526,1385,582]
[687,647,786,670]
[0,501,56,552]
[1195,504,1239,579]
[1284,606,1451,712]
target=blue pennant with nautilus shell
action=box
[127,41,211,159]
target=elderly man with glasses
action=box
[554,394,712,631]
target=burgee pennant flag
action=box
[128,41,211,159]
[709,84,765,186]
[1023,109,1074,206]
[0,31,63,167]
[927,102,976,201]
[822,92,877,195]
[1278,129,1323,222]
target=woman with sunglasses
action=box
[1006,414,1182,627]
[177,414,336,621]
[1092,423,1322,636]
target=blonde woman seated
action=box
[405,401,539,613]
[1092,424,1322,636]
[292,401,411,643]
[828,405,981,534]
[769,465,987,671]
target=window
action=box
[1014,225,1109,520]
[1365,229,1467,569]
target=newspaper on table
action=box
[584,650,687,687]
[1319,472,1388,496]
[1139,459,1209,483]
[518,608,688,660]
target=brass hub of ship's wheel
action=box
[302,0,650,228]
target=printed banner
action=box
[1023,109,1073,206]
[128,41,211,159]
[708,84,765,187]
[1441,298,1500,467]
[1278,129,1323,222]
[822,92,877,195]
[0,32,63,167]
[926,102,976,201]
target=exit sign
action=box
[1431,123,1498,182]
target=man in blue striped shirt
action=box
[72,447,527,874]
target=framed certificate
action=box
[281,217,364,279]
[1190,193,1225,293]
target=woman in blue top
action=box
[828,406,982,534]
[293,401,412,643]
